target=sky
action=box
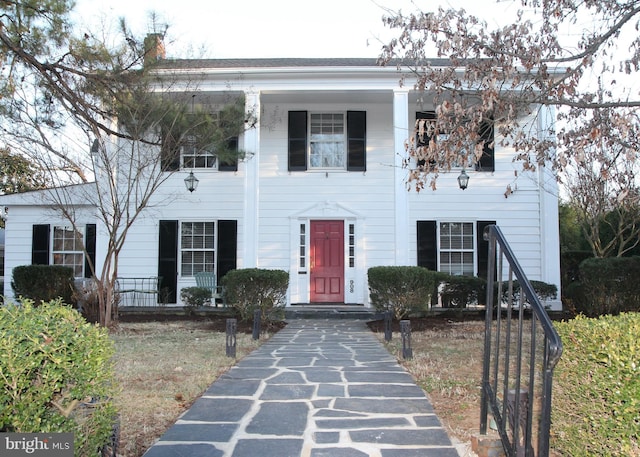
[72,0,522,59]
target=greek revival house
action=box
[0,58,561,310]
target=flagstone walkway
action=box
[142,319,463,457]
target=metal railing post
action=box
[226,318,237,358]
[252,309,261,340]
[400,319,412,360]
[384,311,392,342]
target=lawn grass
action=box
[370,319,486,444]
[111,320,267,457]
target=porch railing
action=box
[480,225,563,457]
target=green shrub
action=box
[368,266,437,320]
[11,265,76,305]
[578,256,640,316]
[501,280,558,306]
[553,313,640,456]
[221,268,289,322]
[0,299,117,456]
[439,275,487,308]
[560,250,592,285]
[180,286,212,313]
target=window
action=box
[415,111,494,172]
[181,222,215,276]
[181,135,217,169]
[288,111,366,172]
[439,222,475,276]
[161,112,239,172]
[417,220,494,278]
[299,223,306,269]
[52,226,84,277]
[348,223,355,268]
[310,113,345,168]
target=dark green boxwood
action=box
[577,256,640,316]
[552,313,640,456]
[11,265,76,305]
[368,266,437,319]
[0,299,117,456]
[501,280,558,307]
[439,275,487,308]
[221,268,289,322]
[180,286,212,313]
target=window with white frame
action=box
[181,222,215,276]
[310,113,345,168]
[181,135,217,169]
[439,222,475,276]
[180,112,221,170]
[415,111,494,171]
[52,226,84,277]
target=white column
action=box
[243,91,260,268]
[394,88,410,265]
[538,105,562,310]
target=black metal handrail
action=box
[480,225,563,457]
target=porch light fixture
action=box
[184,171,199,193]
[457,169,469,190]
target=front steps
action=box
[285,304,380,320]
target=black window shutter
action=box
[158,220,178,304]
[161,127,181,171]
[347,111,366,171]
[219,136,239,172]
[84,224,96,278]
[288,111,307,171]
[476,221,496,280]
[417,221,437,271]
[32,224,50,265]
[217,220,238,284]
[475,119,495,172]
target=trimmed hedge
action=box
[11,265,76,305]
[221,268,289,322]
[0,299,117,456]
[553,313,640,456]
[368,266,437,319]
[576,256,640,316]
[501,280,558,306]
[439,275,487,308]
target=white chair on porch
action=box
[195,271,222,307]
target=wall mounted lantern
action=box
[457,169,469,190]
[184,171,199,193]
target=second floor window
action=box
[162,112,239,172]
[310,113,345,168]
[182,135,217,169]
[288,110,366,172]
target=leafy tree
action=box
[379,0,640,194]
[0,1,252,326]
[0,148,49,195]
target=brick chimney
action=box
[143,33,166,67]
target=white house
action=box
[0,58,562,310]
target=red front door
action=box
[310,220,344,303]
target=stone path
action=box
[142,319,461,457]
